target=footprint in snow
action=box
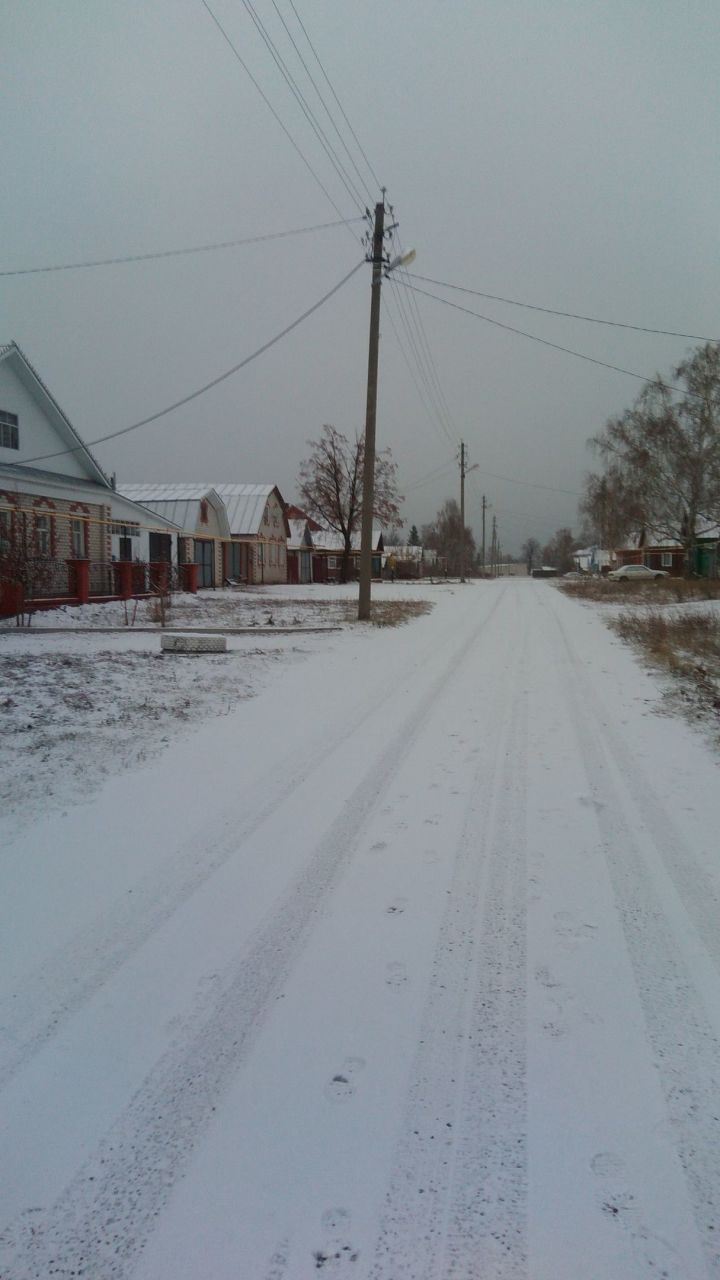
[369,840,388,853]
[590,1152,626,1178]
[386,898,408,915]
[554,910,599,943]
[323,1058,366,1104]
[385,961,408,989]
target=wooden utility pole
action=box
[358,200,385,621]
[491,514,497,577]
[481,494,487,577]
[460,441,467,583]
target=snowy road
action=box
[1,580,719,1278]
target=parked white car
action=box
[607,564,669,582]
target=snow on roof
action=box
[311,527,383,552]
[117,484,229,535]
[385,544,424,560]
[208,484,275,536]
[287,518,310,548]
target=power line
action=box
[381,295,452,447]
[285,0,383,195]
[405,273,719,343]
[385,282,455,445]
[397,279,708,398]
[0,217,365,278]
[21,259,364,467]
[389,226,457,439]
[240,0,367,213]
[269,0,375,206]
[200,0,359,236]
[404,458,457,492]
[468,466,580,497]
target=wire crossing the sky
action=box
[404,273,718,343]
[0,218,365,278]
[21,260,364,467]
[397,279,711,398]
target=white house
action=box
[0,342,181,614]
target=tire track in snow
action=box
[370,622,529,1279]
[0,590,512,1280]
[0,591,503,1094]
[547,592,720,1276]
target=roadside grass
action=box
[609,607,720,732]
[344,599,434,626]
[559,577,720,604]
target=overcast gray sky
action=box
[4,0,719,553]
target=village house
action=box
[210,484,289,585]
[0,342,181,616]
[614,522,719,577]
[310,527,384,582]
[118,484,230,588]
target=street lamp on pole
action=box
[357,202,415,621]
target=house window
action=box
[661,552,672,567]
[70,518,88,558]
[35,513,50,555]
[328,556,337,569]
[0,411,19,450]
[0,509,11,555]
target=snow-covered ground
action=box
[1,579,719,1278]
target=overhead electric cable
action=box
[381,296,453,447]
[286,0,383,194]
[404,459,458,492]
[201,0,358,236]
[398,280,708,398]
[0,217,365,278]
[388,225,457,438]
[269,0,375,205]
[405,273,718,343]
[468,467,580,497]
[392,248,457,436]
[240,0,366,213]
[385,282,455,445]
[21,259,364,467]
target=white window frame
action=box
[70,518,87,558]
[35,513,50,556]
[0,411,19,450]
[661,552,672,568]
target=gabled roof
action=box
[208,483,289,536]
[312,526,383,552]
[0,341,110,488]
[287,517,313,548]
[118,484,230,536]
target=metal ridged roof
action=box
[208,484,277,536]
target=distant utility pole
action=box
[358,201,415,620]
[358,200,385,622]
[491,514,498,578]
[459,441,478,584]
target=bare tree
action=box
[590,342,720,574]
[298,424,403,582]
[0,513,58,625]
[422,499,476,576]
[521,537,541,573]
[542,527,578,574]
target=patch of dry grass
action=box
[559,576,720,604]
[342,599,434,627]
[609,606,720,731]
